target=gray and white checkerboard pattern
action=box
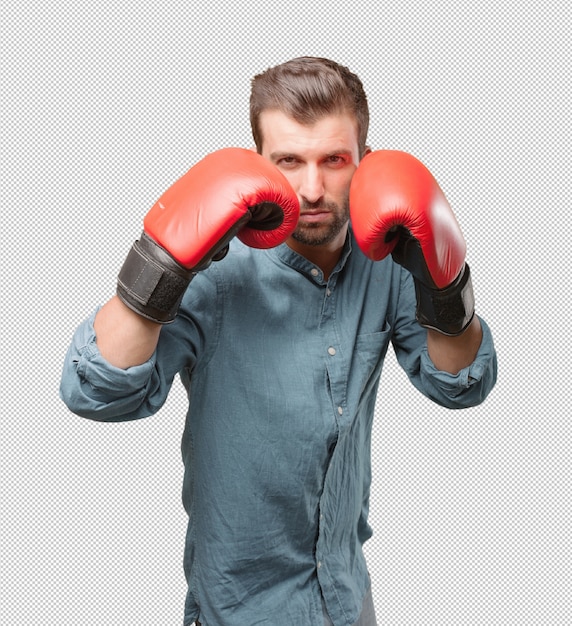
[3,2,570,625]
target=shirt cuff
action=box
[73,308,157,397]
[420,316,497,407]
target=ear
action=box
[361,145,372,159]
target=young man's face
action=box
[259,110,362,249]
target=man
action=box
[60,57,497,626]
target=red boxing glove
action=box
[144,148,299,267]
[350,150,474,335]
[117,148,300,323]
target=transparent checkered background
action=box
[3,1,570,625]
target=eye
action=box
[276,156,299,169]
[325,155,347,167]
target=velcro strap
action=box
[414,263,475,336]
[117,233,195,324]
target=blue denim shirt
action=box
[60,231,497,626]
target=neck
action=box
[286,225,348,281]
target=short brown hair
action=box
[250,57,369,157]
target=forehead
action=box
[259,109,360,158]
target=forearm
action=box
[427,314,482,374]
[94,295,162,369]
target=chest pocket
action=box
[354,323,392,389]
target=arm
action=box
[59,270,218,422]
[427,316,482,374]
[93,296,162,369]
[350,150,488,360]
[351,150,495,382]
[390,268,496,409]
[61,148,300,419]
[93,147,299,369]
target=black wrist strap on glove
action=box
[117,232,195,324]
[414,263,475,336]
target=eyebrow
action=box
[269,149,353,160]
[269,152,297,160]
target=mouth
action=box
[299,210,331,223]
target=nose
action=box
[298,164,324,204]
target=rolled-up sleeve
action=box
[59,309,171,422]
[391,269,497,409]
[60,269,219,423]
[418,317,497,408]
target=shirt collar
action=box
[267,228,354,285]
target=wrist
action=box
[427,315,482,373]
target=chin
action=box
[292,224,345,247]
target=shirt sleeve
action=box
[59,267,221,421]
[59,308,173,422]
[391,268,498,409]
[417,318,497,408]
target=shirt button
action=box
[317,561,322,569]
[337,406,343,415]
[326,288,332,296]
[311,268,319,277]
[328,347,336,356]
